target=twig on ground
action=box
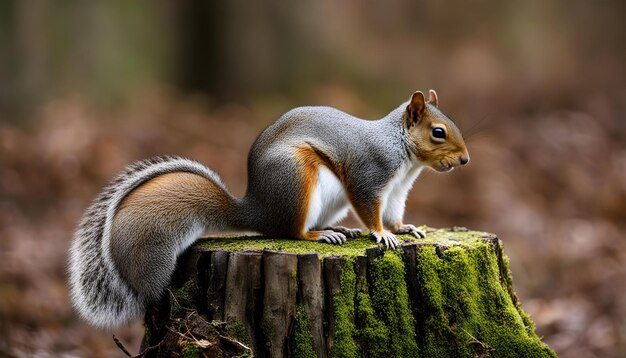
[113,334,162,358]
[112,335,132,357]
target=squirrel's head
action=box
[404,90,469,172]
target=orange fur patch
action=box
[117,172,232,216]
[111,172,234,251]
[293,146,325,238]
[351,198,383,232]
[302,231,322,241]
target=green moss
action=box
[414,242,556,357]
[226,318,250,346]
[196,227,491,258]
[181,340,202,358]
[169,279,197,317]
[354,261,388,357]
[368,252,419,357]
[355,291,388,356]
[330,258,359,357]
[293,305,316,358]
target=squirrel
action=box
[68,90,469,328]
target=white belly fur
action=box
[304,166,350,231]
[381,159,424,225]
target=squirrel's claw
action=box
[317,230,347,245]
[370,230,400,249]
[394,224,426,239]
[324,226,362,239]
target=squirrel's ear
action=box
[407,91,426,126]
[428,89,438,107]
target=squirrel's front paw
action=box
[393,224,426,239]
[316,230,348,245]
[370,230,400,249]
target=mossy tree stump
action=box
[141,228,555,358]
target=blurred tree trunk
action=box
[173,0,277,99]
[0,1,18,117]
[1,1,170,120]
[172,0,322,100]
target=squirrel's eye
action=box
[431,127,447,140]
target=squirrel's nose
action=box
[459,154,469,165]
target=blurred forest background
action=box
[1,1,625,357]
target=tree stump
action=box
[141,227,555,358]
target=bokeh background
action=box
[1,1,625,357]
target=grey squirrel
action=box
[68,90,469,328]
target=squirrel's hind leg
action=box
[392,223,426,238]
[323,226,362,239]
[291,146,359,245]
[301,230,348,245]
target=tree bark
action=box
[141,228,555,358]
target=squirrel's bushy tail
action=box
[68,156,232,328]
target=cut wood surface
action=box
[141,227,555,358]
